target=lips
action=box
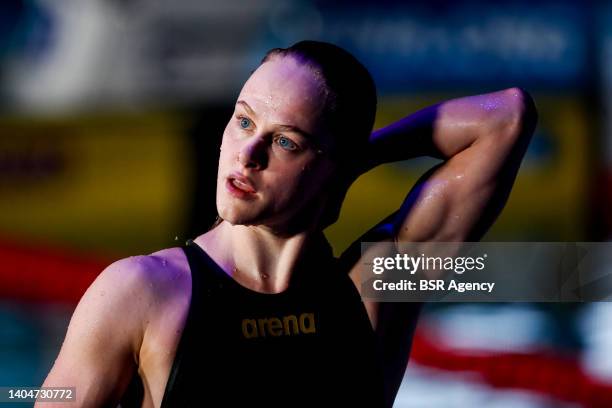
[226,172,257,198]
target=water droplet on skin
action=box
[420,179,449,203]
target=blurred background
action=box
[1,0,612,406]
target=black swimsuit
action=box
[121,237,387,407]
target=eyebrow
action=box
[236,100,315,141]
[236,100,256,118]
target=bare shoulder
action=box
[97,247,193,345]
[90,247,191,319]
[136,247,193,330]
[128,246,191,300]
[38,246,191,407]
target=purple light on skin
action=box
[369,107,437,144]
[480,97,503,111]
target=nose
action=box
[238,135,268,170]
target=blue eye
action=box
[239,117,251,129]
[275,135,298,151]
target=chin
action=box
[217,195,320,232]
[218,209,249,226]
[217,203,260,226]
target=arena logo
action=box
[241,312,316,339]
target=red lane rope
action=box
[0,239,110,304]
[411,326,612,407]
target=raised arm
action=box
[365,87,537,242]
[36,258,149,407]
[342,88,537,408]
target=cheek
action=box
[268,161,332,205]
[218,135,238,171]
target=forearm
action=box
[365,88,536,172]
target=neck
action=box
[195,221,322,293]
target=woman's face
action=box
[216,56,336,231]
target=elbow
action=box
[501,87,538,143]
